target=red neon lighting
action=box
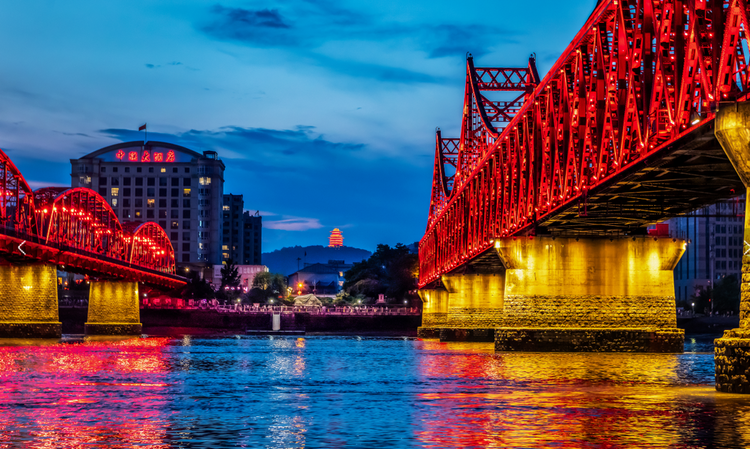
[166,150,175,162]
[128,151,138,162]
[154,152,163,162]
[116,150,125,160]
[141,151,151,162]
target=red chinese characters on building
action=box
[113,149,178,162]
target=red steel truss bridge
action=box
[0,148,184,289]
[420,0,750,287]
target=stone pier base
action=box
[84,323,143,336]
[0,322,61,339]
[86,281,142,336]
[495,327,684,352]
[714,329,750,393]
[438,327,495,342]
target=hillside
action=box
[262,245,373,276]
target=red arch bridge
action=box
[418,0,750,393]
[0,148,185,338]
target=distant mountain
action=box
[262,245,373,276]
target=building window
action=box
[159,220,167,229]
[113,167,118,173]
[135,210,142,218]
[147,210,154,218]
[199,177,212,185]
[159,188,167,197]
[183,210,190,218]
[161,168,166,173]
[123,188,131,197]
[171,221,179,229]
[99,187,107,197]
[183,188,191,197]
[111,198,118,207]
[135,178,143,186]
[183,178,191,186]
[183,221,190,229]
[100,177,107,186]
[222,245,229,250]
[159,199,167,208]
[123,199,131,207]
[171,232,178,240]
[159,210,167,219]
[147,199,155,208]
[159,177,167,186]
[111,177,119,186]
[199,221,210,228]
[183,199,191,208]
[135,198,143,208]
[135,188,143,196]
[122,210,131,219]
[223,205,230,211]
[125,167,130,173]
[183,232,190,241]
[183,243,190,251]
[185,167,190,173]
[171,210,179,219]
[171,188,178,197]
[111,188,119,197]
[147,188,155,196]
[147,178,155,186]
[123,177,131,186]
[148,167,154,173]
[182,254,190,262]
[171,178,179,186]
[101,167,106,173]
[171,199,179,208]
[137,167,142,173]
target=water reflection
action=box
[0,337,171,448]
[1,335,749,447]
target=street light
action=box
[692,302,695,314]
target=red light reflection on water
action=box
[0,338,172,448]
[413,340,703,448]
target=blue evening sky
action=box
[0,0,595,252]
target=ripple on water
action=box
[0,334,744,448]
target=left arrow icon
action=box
[18,241,26,255]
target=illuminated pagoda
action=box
[328,228,343,247]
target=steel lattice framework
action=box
[0,148,181,287]
[420,0,750,287]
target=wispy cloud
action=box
[264,216,324,231]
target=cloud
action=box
[27,180,68,190]
[201,6,293,47]
[264,216,324,231]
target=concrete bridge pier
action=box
[494,236,685,352]
[85,281,142,335]
[713,101,750,393]
[0,264,61,338]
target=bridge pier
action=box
[0,264,61,338]
[418,236,685,351]
[85,281,142,335]
[713,102,750,393]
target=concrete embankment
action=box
[59,307,421,335]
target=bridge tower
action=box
[714,102,750,393]
[85,281,142,335]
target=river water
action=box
[0,333,747,448]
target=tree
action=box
[249,272,288,304]
[179,271,215,300]
[343,243,418,303]
[217,259,242,301]
[687,275,740,315]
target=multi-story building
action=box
[666,198,745,303]
[222,194,262,265]
[70,141,225,269]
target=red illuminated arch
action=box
[34,187,126,259]
[0,147,35,235]
[122,222,176,274]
